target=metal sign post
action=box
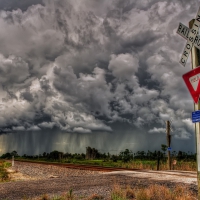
[189,19,200,200]
[177,7,200,198]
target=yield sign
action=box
[182,67,200,103]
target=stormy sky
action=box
[0,0,199,155]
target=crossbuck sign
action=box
[177,8,200,67]
[177,23,200,49]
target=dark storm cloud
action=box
[121,30,162,50]
[20,91,34,102]
[0,0,199,155]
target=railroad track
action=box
[12,160,197,179]
[14,159,140,172]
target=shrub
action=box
[111,184,196,200]
[3,162,11,168]
[40,194,49,200]
[87,194,104,200]
[111,184,127,200]
[111,155,118,162]
[0,169,9,181]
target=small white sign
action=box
[12,156,14,167]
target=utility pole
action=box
[166,120,171,170]
[189,19,200,199]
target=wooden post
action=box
[157,151,160,170]
[189,19,200,200]
[166,121,171,170]
[12,156,14,167]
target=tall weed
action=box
[111,184,196,200]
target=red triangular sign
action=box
[182,67,200,104]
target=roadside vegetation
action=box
[0,144,197,171]
[0,160,11,182]
[20,184,196,200]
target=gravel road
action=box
[0,161,198,200]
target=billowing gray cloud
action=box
[0,0,199,155]
[0,0,44,11]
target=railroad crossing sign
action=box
[177,8,200,67]
[177,23,200,49]
[182,66,200,103]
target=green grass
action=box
[2,161,11,168]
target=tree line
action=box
[0,144,196,162]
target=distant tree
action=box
[171,151,177,157]
[111,155,118,162]
[81,153,85,159]
[64,152,72,159]
[86,147,99,160]
[1,152,12,159]
[177,151,183,160]
[43,152,47,157]
[135,151,146,159]
[107,152,110,160]
[86,146,92,159]
[11,150,18,157]
[46,153,50,158]
[102,153,107,161]
[119,149,133,163]
[49,150,63,160]
[161,144,167,157]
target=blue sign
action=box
[167,147,171,151]
[192,110,200,123]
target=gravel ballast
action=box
[0,161,198,200]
